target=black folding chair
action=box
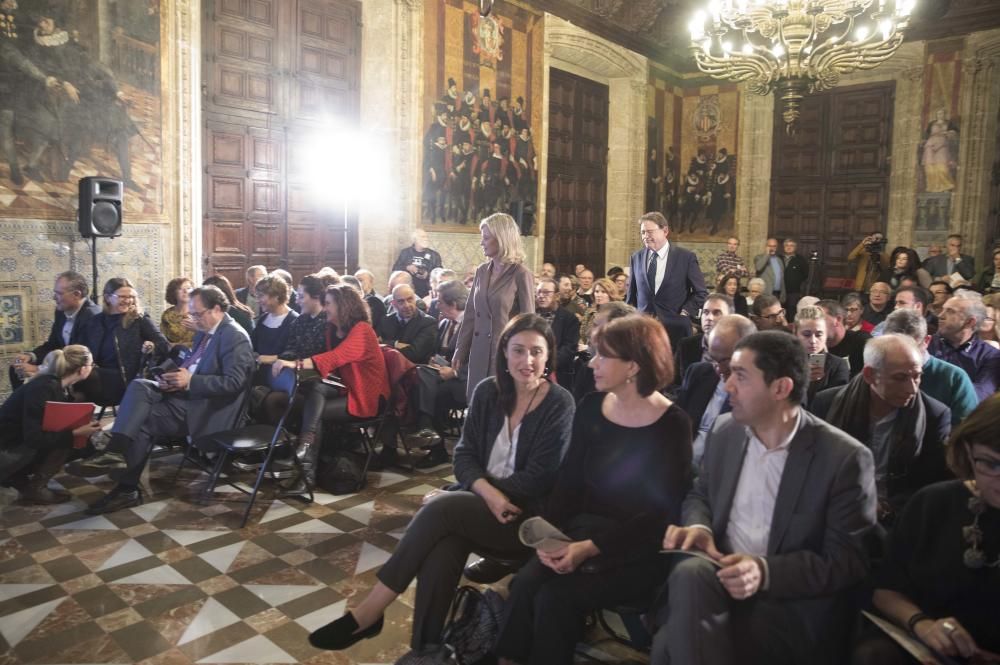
[180,367,312,527]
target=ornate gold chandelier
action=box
[688,0,915,130]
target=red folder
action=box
[42,401,97,449]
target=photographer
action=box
[392,229,443,298]
[848,232,890,292]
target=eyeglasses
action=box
[189,309,209,318]
[973,456,1000,477]
[761,309,785,321]
[537,290,556,296]
[112,294,136,301]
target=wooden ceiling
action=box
[518,0,1000,73]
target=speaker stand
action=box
[91,237,99,300]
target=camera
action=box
[865,236,887,254]
[809,250,819,261]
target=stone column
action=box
[605,77,649,270]
[734,91,775,260]
[169,0,201,280]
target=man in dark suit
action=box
[675,314,755,465]
[652,331,877,665]
[234,264,266,314]
[85,286,255,515]
[534,277,580,389]
[379,284,438,365]
[675,293,733,380]
[811,334,951,524]
[781,237,810,311]
[626,211,708,351]
[922,233,975,281]
[10,271,100,389]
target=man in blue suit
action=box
[86,285,255,514]
[626,211,708,350]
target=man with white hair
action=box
[393,229,442,298]
[882,308,976,425]
[811,334,951,523]
[928,292,1000,401]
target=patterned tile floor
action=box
[0,448,647,664]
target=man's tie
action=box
[646,250,658,293]
[182,334,212,371]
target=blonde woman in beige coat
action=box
[453,213,536,403]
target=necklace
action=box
[963,486,1000,570]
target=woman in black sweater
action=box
[854,394,1000,664]
[80,278,168,405]
[495,314,693,665]
[307,314,575,656]
[0,346,102,503]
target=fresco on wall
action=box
[914,43,963,234]
[0,0,161,219]
[421,1,543,231]
[647,69,739,241]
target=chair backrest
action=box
[270,368,300,444]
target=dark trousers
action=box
[414,366,467,431]
[111,379,190,486]
[650,557,838,665]
[375,491,525,649]
[299,381,351,443]
[495,554,664,665]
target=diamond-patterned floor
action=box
[0,449,647,664]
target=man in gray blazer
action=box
[86,286,255,515]
[651,331,877,665]
[752,237,786,302]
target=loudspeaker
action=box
[78,177,123,238]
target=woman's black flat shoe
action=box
[308,611,384,650]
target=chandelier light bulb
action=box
[742,42,755,55]
[855,25,870,40]
[772,43,785,57]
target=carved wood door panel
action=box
[769,81,894,294]
[203,0,360,288]
[545,68,609,277]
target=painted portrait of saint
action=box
[919,108,959,194]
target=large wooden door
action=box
[769,82,894,294]
[202,0,360,289]
[545,69,609,276]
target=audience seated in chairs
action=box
[203,274,255,335]
[0,346,102,504]
[354,268,387,334]
[571,301,636,402]
[863,282,893,329]
[533,277,580,390]
[160,277,195,347]
[794,305,850,403]
[9,270,100,390]
[928,291,1000,402]
[250,275,298,361]
[879,246,932,289]
[718,273,749,316]
[85,285,255,515]
[270,269,300,313]
[817,299,870,378]
[378,283,439,364]
[651,331,878,665]
[675,293,733,381]
[675,314,756,466]
[557,273,587,319]
[577,277,622,349]
[234,264,266,315]
[306,314,575,660]
[80,277,169,407]
[811,334,952,525]
[749,294,789,332]
[270,284,389,495]
[494,314,692,665]
[842,292,869,333]
[982,293,1000,349]
[405,279,470,469]
[852,394,1000,665]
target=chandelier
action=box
[688,0,915,131]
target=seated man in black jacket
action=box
[534,277,579,389]
[10,271,100,389]
[378,284,438,364]
[810,333,951,525]
[675,314,755,465]
[675,293,733,382]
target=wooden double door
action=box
[544,68,609,276]
[202,0,361,289]
[769,81,895,293]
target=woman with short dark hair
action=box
[203,274,254,334]
[853,394,1000,664]
[160,276,195,346]
[250,275,298,357]
[306,313,575,659]
[495,314,693,665]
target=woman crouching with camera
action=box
[307,313,575,660]
[494,314,693,665]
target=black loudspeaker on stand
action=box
[78,176,125,297]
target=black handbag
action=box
[440,586,505,665]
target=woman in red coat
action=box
[274,284,389,493]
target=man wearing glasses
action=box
[750,294,789,332]
[85,285,255,515]
[534,277,579,388]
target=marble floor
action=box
[0,448,648,665]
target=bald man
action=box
[378,284,439,364]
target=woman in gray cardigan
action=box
[307,314,575,657]
[453,212,536,403]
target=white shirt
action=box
[724,410,802,557]
[487,417,521,479]
[262,311,290,329]
[692,381,728,465]
[61,304,84,346]
[649,241,670,293]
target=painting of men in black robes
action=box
[0,0,160,217]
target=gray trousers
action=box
[112,379,189,486]
[650,557,826,665]
[376,490,526,649]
